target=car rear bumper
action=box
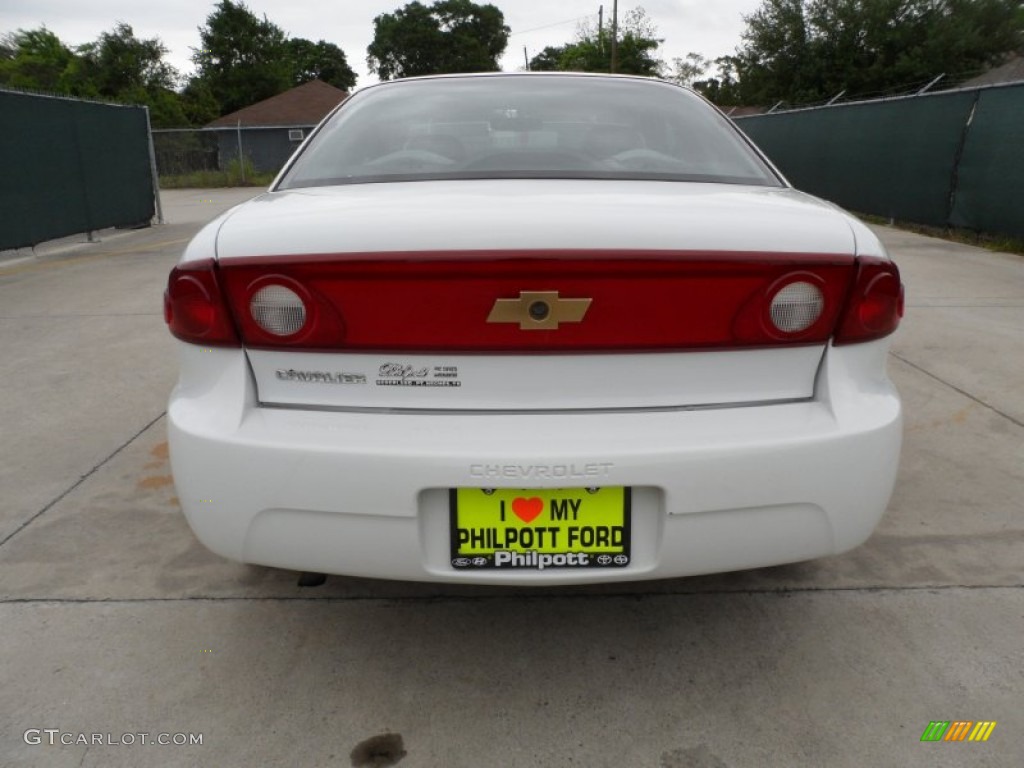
[167,340,901,585]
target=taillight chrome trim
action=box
[256,395,815,416]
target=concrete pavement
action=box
[1,189,1021,766]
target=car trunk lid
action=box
[214,180,857,411]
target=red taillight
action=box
[216,251,859,352]
[834,257,904,345]
[169,252,905,351]
[165,259,240,346]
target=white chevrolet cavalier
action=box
[165,73,903,585]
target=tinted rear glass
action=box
[277,75,781,189]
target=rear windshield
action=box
[276,75,781,190]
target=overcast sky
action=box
[0,0,763,87]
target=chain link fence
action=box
[736,81,1024,240]
[1,88,157,250]
[151,126,313,180]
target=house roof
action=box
[206,80,349,128]
[959,55,1024,89]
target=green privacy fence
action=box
[736,82,1024,240]
[0,89,156,250]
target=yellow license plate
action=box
[450,487,631,571]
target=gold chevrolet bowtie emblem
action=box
[486,291,592,330]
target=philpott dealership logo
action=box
[920,720,997,742]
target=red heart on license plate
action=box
[511,497,544,524]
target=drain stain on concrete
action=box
[151,442,170,459]
[906,405,973,432]
[350,733,407,767]
[137,475,174,490]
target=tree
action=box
[692,56,743,106]
[191,0,292,115]
[79,23,178,96]
[367,0,510,80]
[734,0,813,103]
[527,45,566,72]
[527,6,663,77]
[286,38,356,89]
[664,52,744,106]
[75,23,188,126]
[0,28,77,92]
[734,0,1024,105]
[190,1,358,115]
[180,79,221,125]
[666,52,710,86]
[0,25,188,126]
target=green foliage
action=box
[689,57,743,106]
[189,1,358,116]
[159,156,276,189]
[79,23,187,127]
[180,79,221,126]
[527,6,663,76]
[0,25,187,127]
[1,7,360,127]
[136,86,190,128]
[735,0,1024,105]
[0,28,77,92]
[80,22,179,95]
[286,38,356,90]
[666,52,710,86]
[856,213,1024,257]
[191,0,292,115]
[367,0,510,79]
[664,52,745,107]
[527,45,565,72]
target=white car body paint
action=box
[168,337,901,585]
[166,76,901,585]
[207,180,858,260]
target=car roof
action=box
[352,71,694,97]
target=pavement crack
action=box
[1,584,1021,606]
[890,351,1024,429]
[0,411,167,551]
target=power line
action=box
[509,13,599,37]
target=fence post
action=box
[236,120,246,184]
[144,107,164,225]
[917,74,945,95]
[945,90,981,229]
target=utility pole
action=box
[523,46,529,71]
[610,0,618,74]
[598,5,604,52]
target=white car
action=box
[165,73,903,585]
